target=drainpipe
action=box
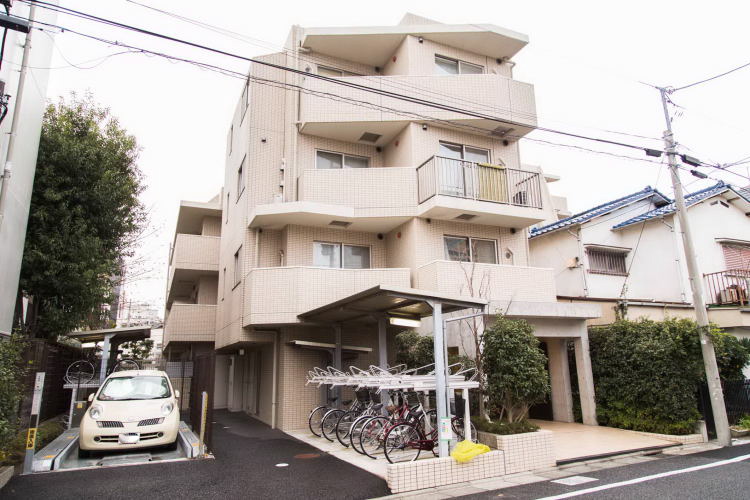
[271,329,280,429]
[567,228,589,297]
[661,217,688,302]
[0,5,35,229]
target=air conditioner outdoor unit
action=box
[719,288,740,304]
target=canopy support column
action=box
[334,323,342,408]
[377,316,390,406]
[99,333,113,383]
[428,300,449,458]
[463,388,471,442]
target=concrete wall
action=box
[0,3,57,335]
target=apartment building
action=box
[165,13,604,431]
[529,182,750,376]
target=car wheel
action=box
[77,446,90,459]
[163,439,179,452]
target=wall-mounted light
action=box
[389,316,422,328]
[418,37,424,43]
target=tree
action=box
[18,94,145,338]
[482,317,550,423]
[0,335,27,455]
[119,339,154,361]
[394,330,434,369]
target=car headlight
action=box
[161,402,175,416]
[89,404,103,420]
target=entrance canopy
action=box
[68,326,151,344]
[298,285,487,324]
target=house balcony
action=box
[416,156,546,227]
[242,266,411,326]
[249,159,545,231]
[705,269,749,307]
[163,304,217,346]
[414,260,557,304]
[298,74,537,145]
[167,234,220,304]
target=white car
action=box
[79,370,180,457]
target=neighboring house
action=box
[165,14,603,431]
[0,3,57,336]
[529,182,750,376]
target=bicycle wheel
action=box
[335,410,359,447]
[360,416,389,459]
[452,417,478,443]
[384,423,422,464]
[321,409,345,442]
[308,406,328,437]
[418,409,438,456]
[349,415,373,454]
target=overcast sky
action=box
[32,0,750,316]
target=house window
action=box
[236,156,246,201]
[438,142,490,163]
[227,124,233,156]
[444,236,497,264]
[315,150,369,169]
[225,192,230,223]
[233,246,242,287]
[222,267,226,300]
[313,242,371,269]
[722,244,750,270]
[587,248,628,276]
[434,55,484,75]
[317,65,359,77]
[241,79,249,118]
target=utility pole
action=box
[658,87,731,447]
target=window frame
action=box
[443,235,498,264]
[227,124,233,156]
[240,79,249,122]
[586,247,629,276]
[225,192,230,224]
[233,246,242,288]
[315,149,370,169]
[236,155,246,202]
[317,65,360,77]
[313,241,371,269]
[438,141,490,163]
[434,55,485,75]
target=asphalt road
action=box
[459,444,750,500]
[2,410,390,500]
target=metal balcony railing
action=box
[416,156,543,208]
[704,269,750,307]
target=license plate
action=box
[118,433,140,444]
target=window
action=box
[236,156,246,201]
[241,79,249,117]
[225,193,230,223]
[438,142,490,163]
[222,267,226,300]
[317,65,359,77]
[313,242,371,269]
[444,236,497,264]
[233,247,242,287]
[722,244,750,270]
[315,150,369,169]
[587,248,628,276]
[434,55,484,75]
[227,124,233,156]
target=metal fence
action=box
[699,379,750,437]
[189,352,215,451]
[416,156,543,208]
[704,269,749,306]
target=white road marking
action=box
[538,453,750,500]
[552,476,598,486]
[275,463,289,467]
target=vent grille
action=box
[138,418,164,426]
[97,421,124,428]
[358,132,381,143]
[329,220,352,228]
[490,125,513,137]
[454,214,477,221]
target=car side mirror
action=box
[88,393,95,403]
[174,390,180,398]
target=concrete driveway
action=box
[3,410,390,499]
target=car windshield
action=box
[98,375,171,401]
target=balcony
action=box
[705,269,749,307]
[163,304,216,345]
[249,167,417,232]
[167,234,220,304]
[416,156,546,227]
[414,260,556,303]
[298,74,537,145]
[242,266,411,326]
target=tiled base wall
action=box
[386,450,505,494]
[631,430,706,445]
[477,430,556,474]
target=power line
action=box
[671,60,750,92]
[23,0,667,157]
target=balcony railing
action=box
[417,156,543,208]
[705,269,750,307]
[164,304,216,344]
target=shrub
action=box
[738,415,750,430]
[483,317,550,423]
[471,416,539,435]
[589,318,749,435]
[394,330,434,369]
[0,335,28,456]
[1,418,65,466]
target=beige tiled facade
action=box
[164,15,600,435]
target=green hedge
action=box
[589,318,749,435]
[471,416,539,435]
